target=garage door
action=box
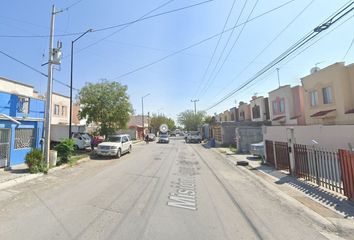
[0,129,11,167]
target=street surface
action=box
[0,138,336,239]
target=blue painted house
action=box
[0,78,45,167]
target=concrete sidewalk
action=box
[211,147,354,232]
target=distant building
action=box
[268,85,305,126]
[301,62,354,125]
[238,102,251,121]
[250,96,270,122]
[0,77,45,167]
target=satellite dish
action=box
[310,67,320,74]
[159,124,168,133]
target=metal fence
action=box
[294,144,343,194]
[275,141,290,173]
[265,140,275,167]
[0,129,11,167]
[339,150,354,201]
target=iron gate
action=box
[0,129,11,167]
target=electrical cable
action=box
[212,0,314,100]
[193,0,237,98]
[198,0,259,99]
[204,1,354,111]
[109,0,296,80]
[0,49,79,91]
[0,0,213,39]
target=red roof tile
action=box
[310,109,336,117]
[272,115,285,121]
[345,109,354,114]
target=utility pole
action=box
[44,5,62,168]
[69,29,92,139]
[276,68,280,88]
[191,99,199,115]
[141,93,150,139]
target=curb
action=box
[0,156,92,191]
[0,173,43,191]
[209,148,351,233]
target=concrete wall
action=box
[235,126,263,153]
[263,125,354,149]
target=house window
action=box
[17,96,30,114]
[310,90,318,107]
[322,87,333,104]
[239,111,245,120]
[279,99,285,113]
[252,105,261,119]
[54,104,60,115]
[15,128,35,149]
[272,101,278,114]
[231,113,235,121]
[61,106,67,116]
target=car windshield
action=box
[106,136,121,142]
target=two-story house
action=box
[301,62,354,125]
[238,102,251,121]
[268,85,305,126]
[250,96,270,122]
[0,77,45,167]
[51,92,70,125]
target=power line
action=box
[0,0,213,39]
[212,0,315,100]
[205,1,354,111]
[196,0,249,99]
[63,0,85,11]
[110,0,297,80]
[0,49,79,91]
[199,0,259,99]
[343,33,354,59]
[193,0,237,98]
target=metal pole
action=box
[191,99,199,115]
[276,68,280,88]
[69,29,92,139]
[142,97,144,140]
[69,41,74,139]
[44,5,55,168]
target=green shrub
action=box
[55,138,75,164]
[25,149,46,173]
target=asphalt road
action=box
[0,139,334,240]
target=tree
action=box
[177,110,206,131]
[149,114,175,134]
[79,80,133,136]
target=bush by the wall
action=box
[25,149,46,173]
[55,138,75,164]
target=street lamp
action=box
[69,29,93,139]
[141,93,150,139]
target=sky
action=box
[0,0,354,123]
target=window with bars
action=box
[252,105,261,119]
[17,96,30,114]
[322,87,333,104]
[15,128,35,149]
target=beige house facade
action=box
[301,62,354,125]
[0,77,39,98]
[268,85,305,126]
[51,93,70,125]
[250,96,269,122]
[238,102,251,121]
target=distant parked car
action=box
[147,133,156,141]
[158,133,169,143]
[250,142,265,158]
[96,134,132,158]
[186,131,202,143]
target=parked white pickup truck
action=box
[96,134,132,158]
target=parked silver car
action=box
[250,142,265,158]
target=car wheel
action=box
[116,149,121,158]
[128,145,132,153]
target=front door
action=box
[0,129,11,167]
